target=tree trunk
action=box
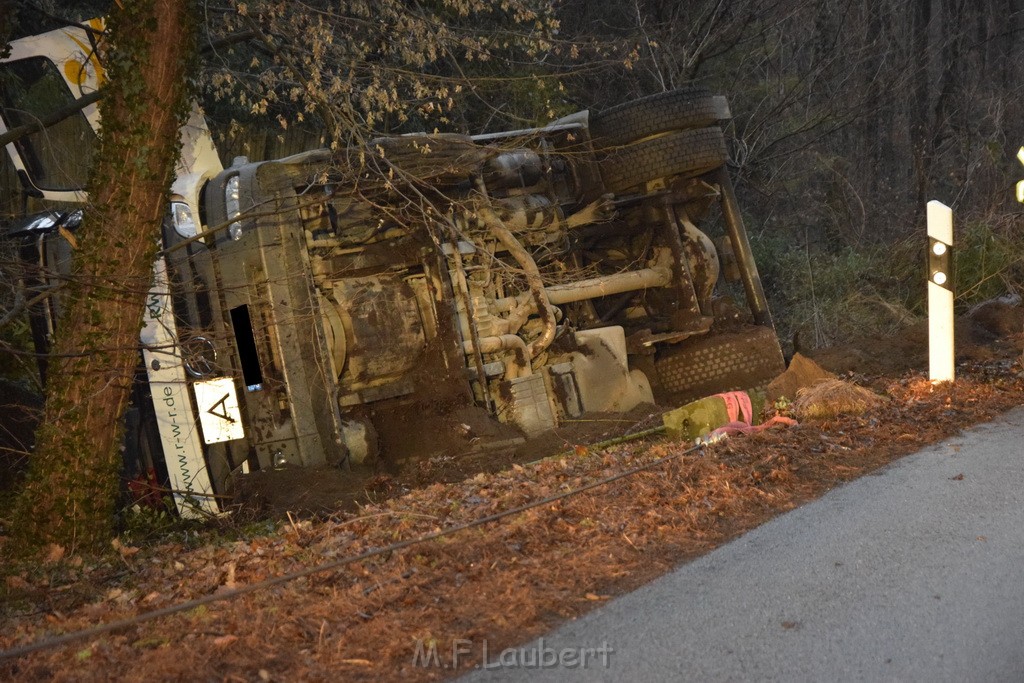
[910,0,933,212]
[11,0,196,553]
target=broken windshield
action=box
[0,56,96,192]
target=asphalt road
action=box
[462,405,1024,682]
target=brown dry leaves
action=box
[3,362,1024,681]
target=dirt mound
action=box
[806,301,1024,376]
[234,404,665,518]
[766,353,835,403]
[967,299,1024,338]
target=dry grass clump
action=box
[793,378,887,420]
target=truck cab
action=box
[0,19,225,515]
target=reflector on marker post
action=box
[1017,147,1024,203]
[927,200,954,383]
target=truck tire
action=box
[653,325,785,405]
[591,87,721,150]
[599,127,728,194]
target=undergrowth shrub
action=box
[0,237,42,387]
[750,216,1023,351]
[953,217,1024,304]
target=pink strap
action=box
[714,391,753,424]
[711,415,798,437]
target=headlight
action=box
[170,201,197,238]
[28,213,58,231]
[225,175,242,240]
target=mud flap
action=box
[654,325,785,405]
[571,327,655,413]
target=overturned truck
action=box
[1,23,783,515]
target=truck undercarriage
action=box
[165,92,784,508]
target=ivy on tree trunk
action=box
[11,0,197,553]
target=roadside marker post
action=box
[927,200,954,383]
